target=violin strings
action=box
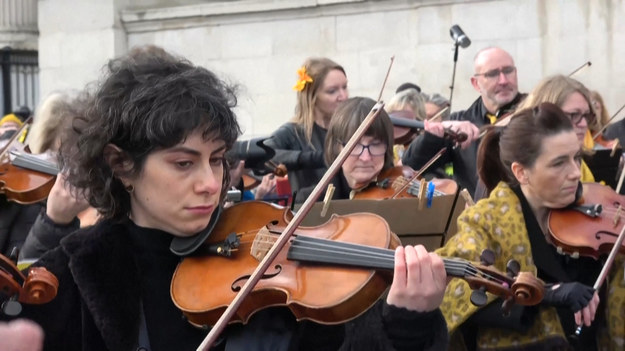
[288,237,508,284]
[225,229,510,286]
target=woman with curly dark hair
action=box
[5,46,449,351]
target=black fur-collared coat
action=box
[12,219,448,351]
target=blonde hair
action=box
[516,75,598,132]
[27,92,80,154]
[590,91,610,130]
[291,57,345,146]
[385,88,426,121]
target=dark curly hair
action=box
[60,45,241,221]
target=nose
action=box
[358,147,373,161]
[576,116,588,128]
[337,88,348,102]
[497,71,510,85]
[569,159,582,181]
[195,165,222,195]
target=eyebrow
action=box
[166,144,227,156]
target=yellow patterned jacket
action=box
[436,182,625,350]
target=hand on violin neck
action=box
[441,121,480,149]
[542,282,599,327]
[386,245,447,313]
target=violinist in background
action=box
[0,114,43,257]
[0,113,24,149]
[516,75,598,182]
[385,87,426,164]
[590,91,611,135]
[402,47,523,196]
[265,57,348,200]
[17,92,93,262]
[319,96,396,201]
[422,93,451,120]
[437,103,610,351]
[5,45,449,351]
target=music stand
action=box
[297,192,460,252]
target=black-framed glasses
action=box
[474,66,516,79]
[341,142,387,156]
[564,111,595,125]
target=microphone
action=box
[449,25,471,48]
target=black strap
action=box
[137,301,151,351]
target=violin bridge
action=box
[251,227,273,261]
[614,205,622,228]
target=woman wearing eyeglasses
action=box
[516,75,598,182]
[291,97,393,203]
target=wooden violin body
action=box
[0,162,55,204]
[171,201,397,327]
[548,182,625,259]
[172,201,543,329]
[353,166,458,200]
[0,121,56,204]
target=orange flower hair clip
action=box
[293,66,313,92]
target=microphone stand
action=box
[448,42,460,111]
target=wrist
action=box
[46,208,76,225]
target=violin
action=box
[0,253,58,316]
[172,201,544,328]
[389,115,468,146]
[241,163,287,191]
[0,121,56,205]
[548,182,625,260]
[353,166,458,200]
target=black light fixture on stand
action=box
[448,24,471,110]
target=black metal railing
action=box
[0,47,39,117]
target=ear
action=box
[103,144,134,185]
[470,76,481,93]
[510,161,528,185]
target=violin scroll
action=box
[447,249,544,309]
[0,254,58,316]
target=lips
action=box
[186,205,215,215]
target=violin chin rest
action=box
[170,206,223,256]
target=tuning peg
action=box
[1,295,22,316]
[479,249,495,266]
[500,298,513,317]
[506,260,520,277]
[470,286,488,306]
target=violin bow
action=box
[574,216,625,336]
[0,116,32,163]
[592,102,625,141]
[390,147,446,199]
[429,106,449,122]
[568,61,591,77]
[197,57,396,350]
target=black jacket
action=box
[19,211,80,260]
[265,122,327,198]
[0,197,43,257]
[402,94,525,195]
[14,218,449,351]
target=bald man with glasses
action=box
[402,47,526,196]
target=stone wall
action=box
[38,0,625,137]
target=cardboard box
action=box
[297,192,462,252]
